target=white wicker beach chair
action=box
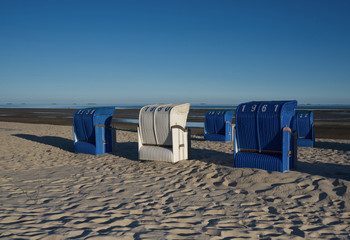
[137,103,190,163]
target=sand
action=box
[0,121,349,239]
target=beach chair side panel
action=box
[224,110,234,142]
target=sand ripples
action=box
[0,122,350,239]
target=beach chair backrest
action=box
[236,101,297,152]
[215,111,226,134]
[205,110,234,134]
[235,102,260,150]
[204,111,217,133]
[139,104,159,145]
[155,104,178,146]
[257,102,282,151]
[296,111,313,138]
[139,103,190,146]
[258,101,296,151]
[74,109,96,142]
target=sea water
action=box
[1,104,350,110]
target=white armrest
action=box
[137,126,143,151]
[171,125,188,162]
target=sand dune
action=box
[0,122,349,239]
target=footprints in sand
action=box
[1,123,350,239]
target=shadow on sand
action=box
[113,141,139,161]
[190,147,233,167]
[296,161,350,182]
[14,133,349,181]
[114,128,137,133]
[13,134,74,152]
[315,140,350,151]
[190,140,350,182]
[296,140,350,181]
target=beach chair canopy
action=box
[204,110,234,142]
[295,111,315,147]
[234,100,297,172]
[138,103,190,163]
[73,107,115,155]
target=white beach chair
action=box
[137,103,190,163]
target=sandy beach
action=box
[0,121,349,239]
[2,0,350,238]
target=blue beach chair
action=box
[204,110,234,142]
[233,101,298,172]
[73,107,115,155]
[295,111,315,147]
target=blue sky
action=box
[1,0,349,105]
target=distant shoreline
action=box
[1,104,350,110]
[1,107,350,140]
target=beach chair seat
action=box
[204,110,234,142]
[233,101,297,172]
[295,111,315,147]
[73,107,116,155]
[234,152,284,172]
[138,103,190,163]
